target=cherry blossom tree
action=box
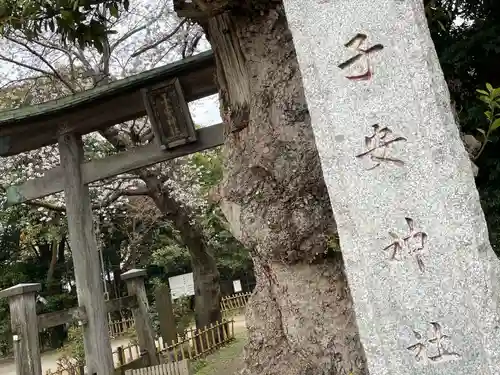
[0,0,224,329]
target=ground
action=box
[0,336,139,375]
[0,315,248,375]
[193,315,247,375]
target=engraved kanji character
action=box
[383,218,428,272]
[406,322,461,364]
[338,33,384,80]
[356,124,407,170]
[427,322,461,362]
[407,330,428,362]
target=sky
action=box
[0,1,467,130]
[0,0,223,129]
[188,93,222,127]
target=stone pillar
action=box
[154,284,177,345]
[0,283,42,375]
[283,0,500,374]
[122,269,159,366]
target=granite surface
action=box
[283,0,500,373]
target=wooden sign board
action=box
[142,78,197,150]
[168,272,195,300]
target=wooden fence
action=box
[108,319,235,372]
[158,319,234,361]
[109,317,135,338]
[125,360,189,375]
[220,292,251,314]
[108,291,251,338]
[113,342,142,367]
[43,299,243,375]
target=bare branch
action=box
[99,35,112,78]
[0,76,41,90]
[130,19,187,58]
[24,187,150,213]
[99,124,134,151]
[32,38,75,59]
[0,53,53,78]
[74,46,94,71]
[98,186,151,208]
[5,36,76,93]
[27,200,66,212]
[110,8,168,53]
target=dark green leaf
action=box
[109,4,119,17]
[480,95,491,104]
[492,118,500,131]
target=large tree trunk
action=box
[46,237,65,293]
[143,176,222,331]
[178,2,368,373]
[99,124,223,331]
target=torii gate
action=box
[0,51,224,375]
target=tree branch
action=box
[130,19,187,58]
[32,38,76,60]
[25,187,150,213]
[74,46,94,71]
[110,7,168,53]
[0,53,53,78]
[98,187,151,208]
[0,76,41,90]
[5,36,76,93]
[27,200,66,212]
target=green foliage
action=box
[58,325,85,366]
[189,149,223,195]
[425,0,500,254]
[151,242,190,275]
[147,149,253,280]
[0,203,77,354]
[0,0,129,52]
[172,295,195,337]
[0,299,11,356]
[326,233,340,252]
[474,83,500,160]
[191,359,208,374]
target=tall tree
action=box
[5,0,500,373]
[0,1,226,329]
[173,3,367,374]
[1,1,367,373]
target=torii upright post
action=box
[58,132,114,375]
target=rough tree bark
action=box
[140,174,222,331]
[46,237,65,292]
[175,1,368,374]
[42,236,67,349]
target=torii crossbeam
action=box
[0,51,223,375]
